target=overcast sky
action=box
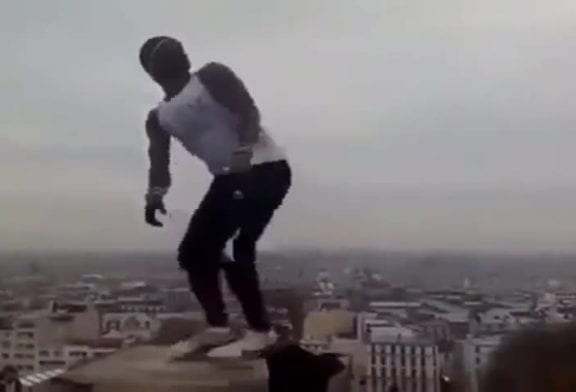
[2,0,576,253]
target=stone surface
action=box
[52,345,268,392]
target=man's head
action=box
[139,36,190,84]
[481,324,576,392]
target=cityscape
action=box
[1,251,576,391]
[2,0,575,390]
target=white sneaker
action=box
[206,330,277,359]
[168,327,234,360]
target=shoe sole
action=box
[202,348,267,362]
[169,338,237,362]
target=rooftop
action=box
[53,345,268,392]
[437,311,469,323]
[66,337,124,349]
[150,317,204,345]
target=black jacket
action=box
[266,345,346,392]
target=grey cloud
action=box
[1,0,576,252]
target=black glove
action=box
[145,193,166,227]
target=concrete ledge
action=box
[52,345,268,392]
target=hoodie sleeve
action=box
[197,62,260,146]
[145,109,171,197]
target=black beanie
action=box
[139,36,190,81]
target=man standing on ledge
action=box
[139,36,291,359]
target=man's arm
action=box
[145,110,171,226]
[197,62,261,147]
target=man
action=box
[265,345,345,392]
[481,323,576,392]
[139,36,291,359]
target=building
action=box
[314,270,336,297]
[472,308,519,334]
[367,337,441,392]
[18,368,66,391]
[369,302,422,312]
[309,298,351,312]
[303,310,356,341]
[63,339,122,365]
[163,287,194,312]
[435,312,470,340]
[329,338,369,392]
[101,313,160,341]
[114,298,166,313]
[304,312,442,392]
[421,319,451,342]
[1,317,40,374]
[0,306,112,376]
[458,335,503,392]
[357,312,416,342]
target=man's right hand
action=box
[145,195,167,227]
[229,147,253,174]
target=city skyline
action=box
[2,252,575,391]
